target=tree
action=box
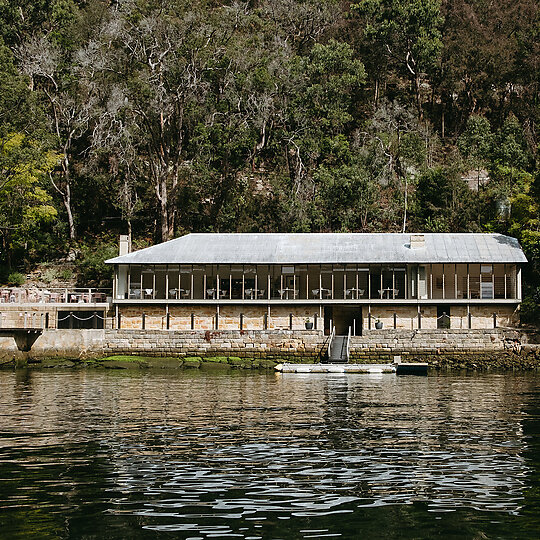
[352,0,444,118]
[457,114,492,190]
[360,100,433,232]
[0,133,59,266]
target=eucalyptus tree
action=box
[84,0,251,242]
[16,31,94,242]
[352,0,444,119]
[360,100,435,232]
[272,39,366,229]
[457,114,492,190]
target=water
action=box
[1,369,540,539]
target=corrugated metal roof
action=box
[106,233,527,265]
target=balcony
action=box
[0,287,112,305]
[113,263,519,304]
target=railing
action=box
[0,311,116,329]
[0,287,112,305]
[327,326,336,361]
[345,326,351,363]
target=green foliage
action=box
[458,115,492,168]
[492,115,531,170]
[75,240,117,287]
[41,268,58,284]
[7,271,25,286]
[59,268,73,281]
[0,0,535,325]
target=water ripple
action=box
[0,370,539,538]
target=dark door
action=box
[330,306,363,336]
[324,306,333,335]
[353,308,363,336]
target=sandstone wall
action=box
[363,305,517,330]
[117,303,518,332]
[1,326,538,370]
[118,305,322,331]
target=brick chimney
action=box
[119,235,130,256]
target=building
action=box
[106,233,526,334]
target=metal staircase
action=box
[325,326,351,364]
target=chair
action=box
[129,289,141,299]
[168,289,178,299]
[144,288,153,299]
[182,289,191,298]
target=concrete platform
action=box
[275,362,428,375]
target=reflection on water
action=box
[0,369,539,538]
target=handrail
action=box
[345,325,351,363]
[327,325,336,360]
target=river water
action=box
[0,369,539,539]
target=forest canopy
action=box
[0,0,538,317]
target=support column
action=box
[429,263,433,299]
[467,264,470,300]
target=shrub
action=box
[41,268,58,284]
[59,269,73,281]
[7,272,25,286]
[76,240,117,287]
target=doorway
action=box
[437,306,451,329]
[325,306,363,335]
[324,306,333,335]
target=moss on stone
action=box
[227,357,247,367]
[200,361,231,371]
[99,355,149,363]
[41,358,76,368]
[183,358,201,368]
[100,360,138,369]
[258,359,278,369]
[147,358,183,369]
[204,356,229,363]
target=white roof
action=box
[106,233,526,265]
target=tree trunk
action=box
[402,174,408,233]
[127,220,132,252]
[159,177,169,243]
[63,182,76,241]
[414,74,423,120]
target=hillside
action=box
[0,0,538,320]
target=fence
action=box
[0,287,112,305]
[0,311,116,330]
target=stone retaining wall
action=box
[1,327,539,369]
[103,329,327,360]
[349,328,522,361]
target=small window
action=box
[281,266,295,274]
[481,265,493,274]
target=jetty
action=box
[275,362,428,375]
